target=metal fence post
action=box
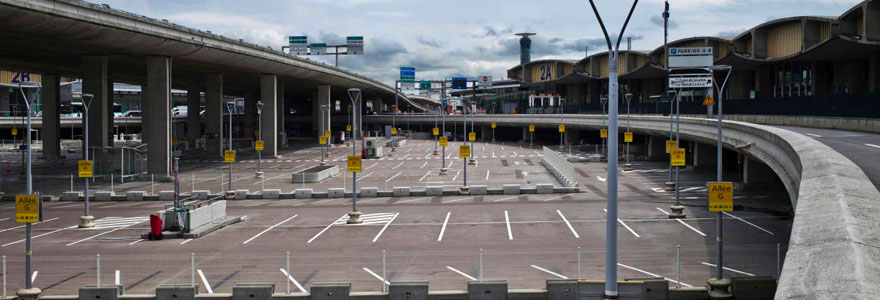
[151,174,155,195]
[96,254,101,287]
[286,251,291,294]
[3,255,6,298]
[382,250,387,293]
[110,174,114,193]
[191,253,195,287]
[479,248,483,282]
[577,247,581,280]
[676,245,681,288]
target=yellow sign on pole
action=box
[15,194,39,223]
[346,125,352,131]
[255,140,264,151]
[491,122,496,129]
[468,132,476,141]
[624,132,633,143]
[78,160,93,178]
[707,182,733,212]
[600,128,608,138]
[433,128,439,136]
[172,138,179,147]
[325,130,331,137]
[319,136,327,145]
[347,155,362,172]
[702,94,716,106]
[224,150,236,163]
[671,148,686,166]
[666,140,677,153]
[439,136,448,146]
[558,124,565,133]
[255,130,260,137]
[391,128,397,135]
[11,128,17,136]
[529,125,535,132]
[460,145,471,158]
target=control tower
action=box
[515,33,536,65]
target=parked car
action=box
[171,106,187,118]
[122,110,141,117]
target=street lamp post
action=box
[469,85,476,165]
[392,81,398,152]
[710,65,733,294]
[559,98,565,151]
[320,105,329,166]
[225,102,235,197]
[79,93,95,228]
[17,81,40,299]
[624,93,633,170]
[347,88,362,224]
[433,105,439,155]
[586,1,639,299]
[256,101,264,178]
[601,97,607,158]
[664,0,676,192]
[440,80,448,175]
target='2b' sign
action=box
[707,182,733,212]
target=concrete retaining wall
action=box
[188,200,227,231]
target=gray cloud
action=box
[716,29,746,38]
[650,15,678,29]
[416,36,443,48]
[473,26,513,38]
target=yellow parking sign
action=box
[325,130,331,137]
[346,125,352,131]
[11,128,17,136]
[671,148,686,166]
[15,194,40,223]
[707,182,733,212]
[624,132,633,143]
[558,124,565,133]
[319,136,327,145]
[529,125,535,132]
[433,128,439,136]
[600,128,608,138]
[172,137,179,147]
[347,155,362,172]
[255,140,264,151]
[666,140,677,153]
[439,136,448,146]
[460,145,470,158]
[491,122,496,129]
[255,130,260,137]
[78,160,93,178]
[468,132,476,141]
[224,150,236,163]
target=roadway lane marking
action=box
[385,172,401,182]
[419,161,428,169]
[446,266,476,280]
[531,265,568,279]
[542,193,576,202]
[700,262,755,277]
[0,217,59,233]
[556,210,580,238]
[372,213,399,242]
[242,215,298,244]
[866,143,880,150]
[656,208,706,237]
[437,212,451,242]
[597,176,606,182]
[722,212,774,235]
[617,263,691,287]
[603,209,640,238]
[2,227,67,247]
[197,270,213,294]
[358,172,375,181]
[180,238,193,245]
[485,170,490,180]
[504,210,513,240]
[392,161,404,169]
[362,267,390,285]
[365,162,379,170]
[307,215,344,243]
[805,133,822,138]
[451,170,460,181]
[31,271,38,284]
[418,171,431,182]
[280,268,307,293]
[67,227,127,246]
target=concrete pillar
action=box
[277,84,286,147]
[244,92,257,137]
[205,74,223,157]
[82,56,110,148]
[0,87,9,115]
[522,127,529,142]
[314,85,331,137]
[186,84,200,145]
[41,75,61,158]
[481,126,490,141]
[144,57,172,177]
[260,74,277,157]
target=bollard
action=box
[286,251,290,294]
[111,174,114,193]
[3,255,6,298]
[676,245,681,289]
[190,253,195,287]
[577,247,581,280]
[70,174,74,192]
[151,174,155,195]
[479,248,484,282]
[192,173,195,193]
[96,254,101,287]
[383,250,387,293]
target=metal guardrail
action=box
[540,147,578,188]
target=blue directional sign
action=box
[452,77,467,90]
[19,144,28,151]
[399,67,415,83]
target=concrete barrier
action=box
[78,286,120,300]
[310,282,350,300]
[426,186,443,196]
[232,283,274,300]
[187,200,226,232]
[541,147,578,188]
[156,285,197,300]
[730,276,776,300]
[502,184,520,195]
[235,189,249,200]
[536,184,554,194]
[159,191,174,201]
[360,187,378,197]
[467,280,507,300]
[470,185,488,195]
[295,189,313,199]
[262,189,280,199]
[95,191,112,201]
[126,191,145,201]
[191,190,209,200]
[393,187,410,197]
[389,281,428,300]
[328,188,345,198]
[292,165,339,183]
[62,191,81,201]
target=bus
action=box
[61,102,123,117]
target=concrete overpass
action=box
[365,114,880,299]
[0,0,414,176]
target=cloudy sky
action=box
[94,0,861,85]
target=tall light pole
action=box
[392,81,399,152]
[79,93,95,228]
[440,80,448,175]
[468,84,476,165]
[225,102,235,197]
[664,0,676,192]
[586,1,638,299]
[320,104,329,166]
[624,93,633,170]
[256,101,264,178]
[601,97,607,158]
[346,88,362,224]
[17,81,40,298]
[711,65,733,291]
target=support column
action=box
[205,74,223,157]
[0,87,9,116]
[186,84,200,146]
[82,56,110,148]
[260,74,278,157]
[41,75,61,158]
[277,84,286,147]
[313,84,331,137]
[144,57,172,177]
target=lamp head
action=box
[256,101,263,112]
[347,88,361,103]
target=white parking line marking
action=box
[392,161,404,169]
[443,196,477,204]
[656,208,706,237]
[372,213,400,242]
[180,238,193,245]
[31,271,38,284]
[805,133,822,138]
[603,209,640,238]
[197,269,213,294]
[596,176,606,182]
[0,217,59,233]
[867,143,880,149]
[358,172,374,181]
[419,161,428,169]
[722,212,774,235]
[396,196,433,204]
[556,210,580,238]
[451,170,460,181]
[446,266,477,280]
[385,172,401,182]
[243,215,298,244]
[280,268,307,293]
[438,212,451,242]
[542,193,575,202]
[531,265,568,279]
[129,239,144,246]
[3,227,66,247]
[492,195,520,202]
[505,210,513,240]
[418,171,431,182]
[308,214,345,243]
[115,270,120,285]
[485,170,490,180]
[618,263,691,287]
[700,262,755,276]
[67,227,126,246]
[362,267,390,285]
[365,162,379,170]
